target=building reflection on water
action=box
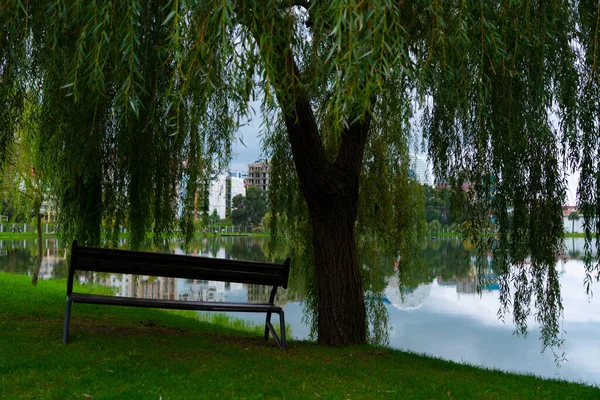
[38,245,68,280]
[0,238,68,278]
[79,273,294,305]
[436,263,500,296]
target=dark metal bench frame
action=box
[63,241,290,349]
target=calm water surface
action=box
[1,236,598,386]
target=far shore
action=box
[0,230,590,240]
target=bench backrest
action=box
[67,241,290,296]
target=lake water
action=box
[1,236,598,386]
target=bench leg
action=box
[264,312,272,341]
[62,297,72,344]
[279,311,287,351]
[265,312,286,350]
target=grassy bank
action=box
[0,231,269,241]
[0,232,56,239]
[1,273,598,399]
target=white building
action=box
[208,175,227,219]
[228,176,246,209]
[208,174,246,219]
[409,154,433,186]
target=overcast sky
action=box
[230,124,263,172]
[230,100,264,172]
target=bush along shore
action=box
[0,273,598,399]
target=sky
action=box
[230,101,264,172]
[230,123,263,172]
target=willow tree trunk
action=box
[248,12,371,345]
[32,210,42,286]
[310,194,366,345]
[281,83,370,345]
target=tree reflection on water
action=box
[0,236,495,301]
[2,236,586,300]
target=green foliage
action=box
[418,0,599,353]
[428,220,442,235]
[231,186,267,226]
[0,90,50,227]
[2,0,236,249]
[209,209,220,225]
[261,211,273,230]
[424,186,454,225]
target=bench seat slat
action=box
[76,255,288,288]
[75,259,285,285]
[75,254,287,274]
[76,247,285,272]
[70,293,283,313]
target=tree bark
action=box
[32,209,42,286]
[281,86,369,345]
[311,195,366,345]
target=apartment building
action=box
[245,160,270,192]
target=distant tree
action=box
[427,220,442,235]
[209,209,220,225]
[567,212,581,234]
[231,194,247,226]
[246,187,268,226]
[423,186,453,225]
[231,187,267,227]
[0,91,50,285]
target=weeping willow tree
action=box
[0,88,50,286]
[1,1,599,347]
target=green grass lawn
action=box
[0,232,53,239]
[0,231,269,241]
[1,273,598,399]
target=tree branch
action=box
[0,185,36,201]
[335,111,372,176]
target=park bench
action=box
[63,241,290,349]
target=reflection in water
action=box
[384,275,432,311]
[0,236,598,385]
[0,238,68,278]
